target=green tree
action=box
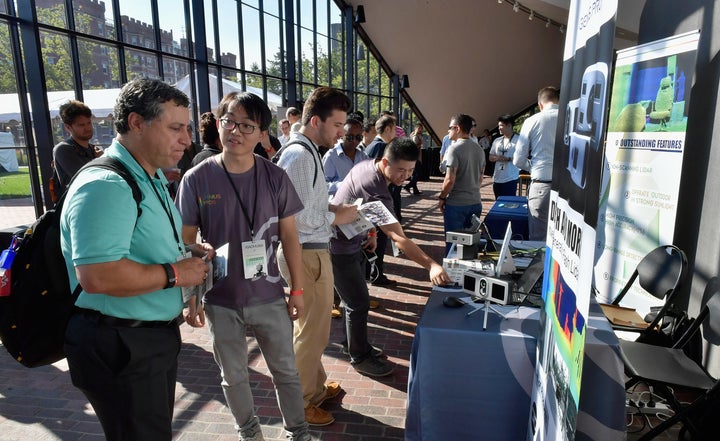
[0,24,17,94]
[36,5,97,91]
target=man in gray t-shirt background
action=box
[437,113,485,254]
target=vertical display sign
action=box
[528,1,617,440]
[593,31,699,312]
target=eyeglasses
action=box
[448,125,458,131]
[219,118,258,134]
[345,134,363,141]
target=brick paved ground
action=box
[0,174,684,441]
[0,176,497,441]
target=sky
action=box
[104,0,341,69]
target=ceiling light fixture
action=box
[354,5,366,24]
[498,0,503,3]
[513,1,519,12]
[559,25,565,34]
[546,18,551,28]
[529,10,534,20]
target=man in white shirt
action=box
[278,118,291,146]
[513,86,560,241]
[286,107,302,133]
[276,87,358,427]
[489,114,520,198]
[323,118,368,196]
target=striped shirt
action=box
[277,133,335,244]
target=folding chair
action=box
[619,283,720,440]
[610,245,688,340]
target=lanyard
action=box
[221,158,259,240]
[142,169,184,255]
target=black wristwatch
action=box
[162,263,177,289]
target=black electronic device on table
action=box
[510,248,546,307]
[479,221,497,253]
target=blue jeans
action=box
[443,203,483,254]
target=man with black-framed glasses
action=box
[322,118,368,196]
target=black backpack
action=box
[0,157,142,367]
[271,140,320,187]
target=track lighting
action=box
[354,5,365,24]
[513,2,519,12]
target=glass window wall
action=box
[0,0,397,227]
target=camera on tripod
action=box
[462,271,513,305]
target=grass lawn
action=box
[0,167,32,199]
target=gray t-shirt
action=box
[176,156,303,309]
[445,138,485,206]
[330,159,394,255]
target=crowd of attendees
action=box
[54,82,557,441]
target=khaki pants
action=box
[277,245,334,406]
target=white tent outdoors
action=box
[0,74,282,123]
[0,88,119,123]
[173,73,283,112]
[0,131,18,172]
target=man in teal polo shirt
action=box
[60,78,213,441]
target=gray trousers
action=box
[331,251,374,363]
[205,299,309,437]
[528,181,551,241]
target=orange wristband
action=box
[290,289,304,296]
[367,231,377,237]
[170,263,179,287]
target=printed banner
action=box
[528,1,617,440]
[594,31,699,313]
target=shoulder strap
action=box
[63,156,143,218]
[273,140,320,187]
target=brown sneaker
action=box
[305,404,334,426]
[369,299,380,309]
[331,307,342,318]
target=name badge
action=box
[242,240,267,279]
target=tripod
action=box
[466,298,509,330]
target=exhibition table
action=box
[406,292,625,441]
[484,196,530,240]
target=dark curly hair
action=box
[113,78,190,134]
[199,112,220,146]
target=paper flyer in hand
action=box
[213,243,229,280]
[336,200,397,239]
[181,261,214,307]
[359,201,397,226]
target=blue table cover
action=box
[484,196,530,240]
[406,291,625,441]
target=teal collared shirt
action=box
[60,140,184,321]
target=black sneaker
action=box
[341,344,384,357]
[352,356,395,377]
[371,276,396,287]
